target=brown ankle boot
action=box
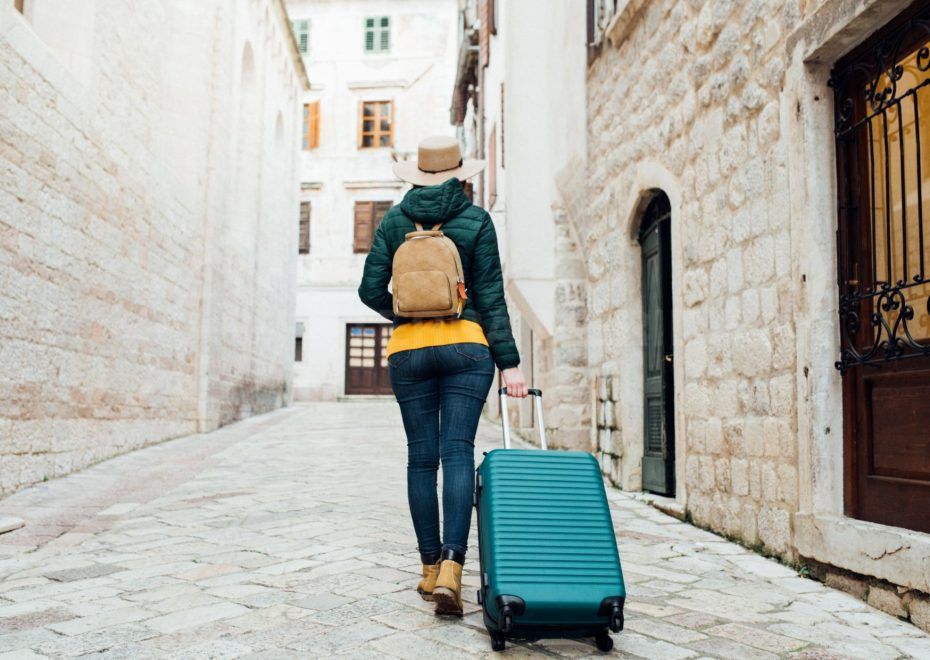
[416,561,441,600]
[433,556,464,616]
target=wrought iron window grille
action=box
[830,8,930,372]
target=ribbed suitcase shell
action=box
[476,448,626,638]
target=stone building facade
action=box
[581,0,930,627]
[0,0,308,496]
[288,0,458,400]
[452,0,591,447]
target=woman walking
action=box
[358,136,526,616]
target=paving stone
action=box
[0,517,26,535]
[0,651,48,660]
[290,593,354,611]
[705,623,807,653]
[614,631,699,659]
[0,402,925,658]
[665,611,728,630]
[368,631,473,659]
[626,617,708,643]
[688,636,780,659]
[146,602,250,634]
[46,606,152,636]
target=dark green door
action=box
[639,194,674,496]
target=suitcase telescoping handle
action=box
[498,387,547,450]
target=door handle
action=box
[664,354,673,363]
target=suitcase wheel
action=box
[490,632,506,652]
[609,606,624,633]
[499,611,514,634]
[595,630,613,652]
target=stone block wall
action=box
[594,375,625,485]
[583,0,804,556]
[0,0,304,496]
[530,205,592,451]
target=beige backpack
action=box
[392,223,467,318]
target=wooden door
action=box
[345,323,393,395]
[639,194,675,496]
[832,5,930,533]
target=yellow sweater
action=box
[386,319,488,357]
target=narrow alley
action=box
[0,401,926,659]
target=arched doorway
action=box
[638,192,675,496]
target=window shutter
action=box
[292,20,309,54]
[479,0,490,67]
[373,201,392,228]
[586,0,595,46]
[380,17,390,51]
[488,126,497,208]
[301,21,310,53]
[364,18,375,51]
[354,201,374,253]
[298,202,311,254]
[308,101,320,149]
[302,104,310,150]
[500,83,505,169]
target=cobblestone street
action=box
[0,401,927,659]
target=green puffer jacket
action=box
[358,177,520,370]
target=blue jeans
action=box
[388,342,495,562]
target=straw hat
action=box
[392,135,486,186]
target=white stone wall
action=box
[584,0,930,595]
[288,0,459,400]
[0,0,305,496]
[461,0,590,449]
[584,0,814,555]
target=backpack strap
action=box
[413,222,443,232]
[414,222,423,231]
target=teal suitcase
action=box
[475,388,625,652]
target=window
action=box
[292,20,310,54]
[303,101,320,150]
[295,337,303,362]
[832,5,930,370]
[364,16,391,53]
[298,201,311,254]
[358,101,393,148]
[353,200,392,253]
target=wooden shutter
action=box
[298,202,311,254]
[586,0,595,45]
[373,201,392,228]
[479,0,490,68]
[308,101,320,149]
[14,0,24,13]
[488,125,497,208]
[354,201,374,253]
[500,83,505,169]
[354,201,391,253]
[302,104,310,150]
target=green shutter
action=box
[292,20,310,54]
[364,16,390,53]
